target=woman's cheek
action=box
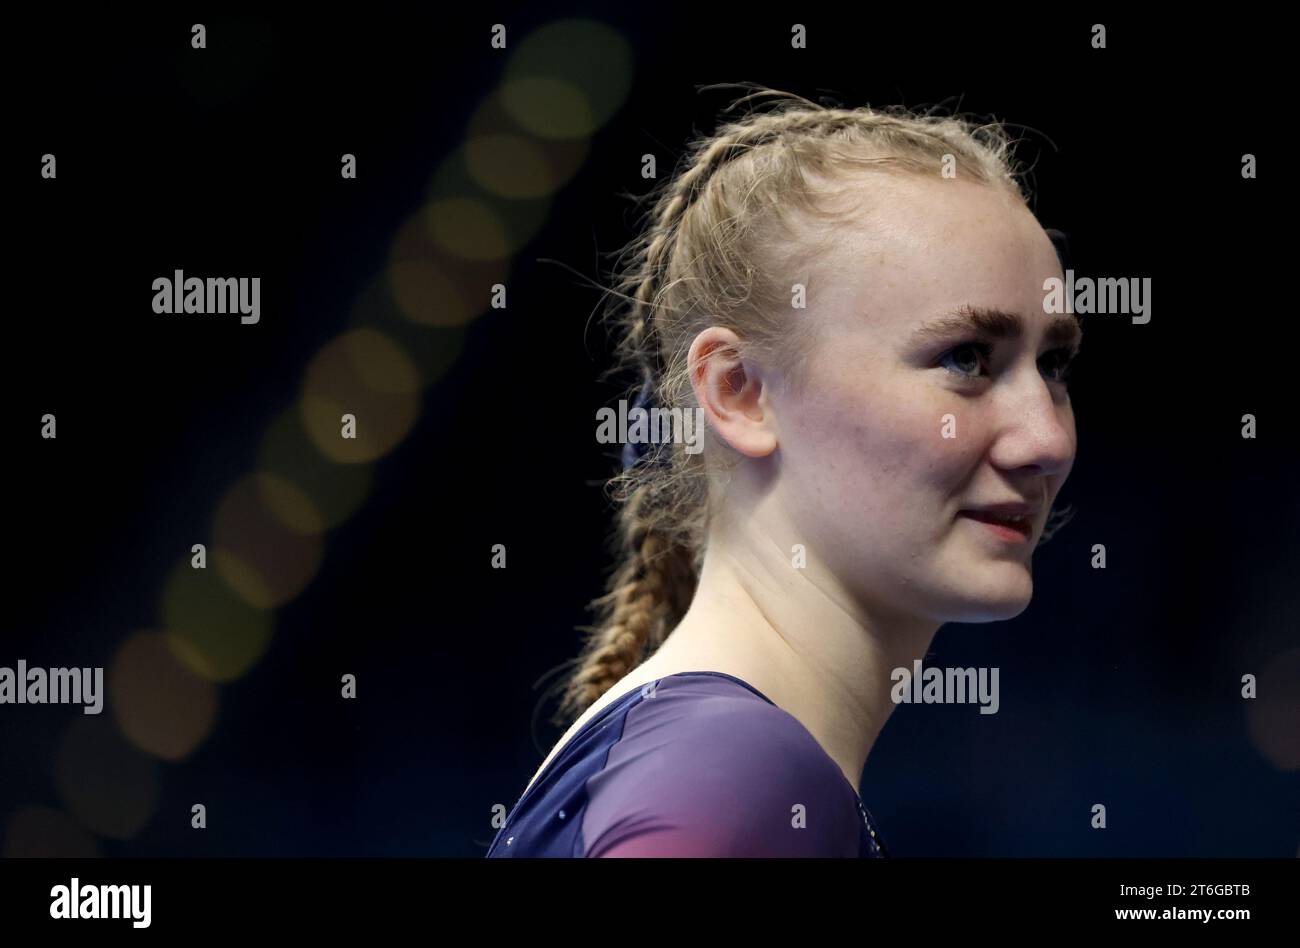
[892,385,976,465]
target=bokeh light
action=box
[349,275,468,384]
[213,473,325,609]
[161,558,275,683]
[1,17,639,857]
[258,407,375,530]
[501,19,634,137]
[299,329,422,463]
[465,133,559,200]
[54,716,160,840]
[424,197,513,262]
[466,89,593,193]
[386,210,510,328]
[427,142,557,251]
[110,631,219,761]
[255,470,327,537]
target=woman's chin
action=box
[938,571,1034,622]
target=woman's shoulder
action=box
[579,671,862,857]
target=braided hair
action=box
[550,86,1028,726]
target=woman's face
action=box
[768,172,1079,624]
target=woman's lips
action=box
[959,510,1034,542]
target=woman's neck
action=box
[644,537,940,792]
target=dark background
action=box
[4,7,1296,857]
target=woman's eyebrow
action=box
[910,304,1083,348]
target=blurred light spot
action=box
[213,474,324,609]
[464,91,591,192]
[425,197,511,261]
[54,716,159,840]
[389,257,474,328]
[504,20,634,134]
[161,558,274,682]
[257,471,325,536]
[344,327,422,395]
[3,806,101,858]
[465,133,558,199]
[387,208,512,327]
[1246,646,1300,770]
[352,275,468,383]
[258,407,374,530]
[299,329,421,463]
[499,77,593,140]
[110,632,219,761]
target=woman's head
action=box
[555,89,1079,724]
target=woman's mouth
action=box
[958,509,1035,543]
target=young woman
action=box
[488,88,1080,857]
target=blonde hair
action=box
[550,86,1031,726]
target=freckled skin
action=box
[766,173,1076,624]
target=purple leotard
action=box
[486,671,888,857]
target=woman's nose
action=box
[987,371,1076,476]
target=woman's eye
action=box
[1040,348,1078,384]
[939,342,989,378]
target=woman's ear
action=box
[687,326,778,459]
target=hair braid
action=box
[549,119,727,725]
